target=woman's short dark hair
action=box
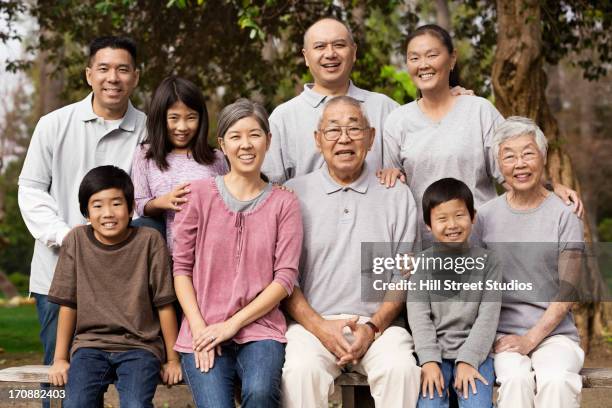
[422,178,475,227]
[144,76,217,171]
[405,24,461,88]
[78,166,134,218]
[88,36,138,67]
[216,98,270,182]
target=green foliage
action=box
[353,5,419,103]
[0,1,419,110]
[0,1,609,106]
[0,1,27,43]
[0,159,34,277]
[0,304,42,353]
[237,3,265,41]
[453,0,611,90]
[8,272,29,293]
[540,1,612,80]
[379,65,417,104]
[598,218,612,242]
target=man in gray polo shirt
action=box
[261,17,399,183]
[282,96,420,407]
[18,36,146,378]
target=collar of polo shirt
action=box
[319,162,370,194]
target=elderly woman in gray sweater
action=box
[475,116,584,408]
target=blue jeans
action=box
[64,348,160,408]
[417,357,495,408]
[131,216,166,238]
[34,293,60,408]
[34,293,60,366]
[181,340,285,408]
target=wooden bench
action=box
[1,365,611,407]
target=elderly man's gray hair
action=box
[317,95,370,130]
[493,116,548,161]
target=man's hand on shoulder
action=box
[376,168,406,188]
[450,85,475,96]
[272,183,294,193]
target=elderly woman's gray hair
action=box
[317,95,371,130]
[493,116,548,162]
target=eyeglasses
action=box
[320,126,368,141]
[500,151,540,165]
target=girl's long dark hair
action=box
[405,24,461,88]
[144,76,217,170]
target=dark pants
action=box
[64,348,160,408]
[130,216,166,238]
[181,340,285,408]
[34,293,59,408]
[417,357,495,408]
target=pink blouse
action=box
[172,178,303,352]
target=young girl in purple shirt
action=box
[131,76,227,252]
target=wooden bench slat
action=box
[581,367,612,389]
[0,365,52,383]
[2,365,611,389]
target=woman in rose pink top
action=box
[172,98,303,408]
[131,76,227,252]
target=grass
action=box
[0,304,42,353]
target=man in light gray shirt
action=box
[18,36,146,379]
[282,96,420,407]
[261,17,399,183]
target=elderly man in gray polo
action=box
[282,96,421,407]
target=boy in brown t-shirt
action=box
[47,165,182,407]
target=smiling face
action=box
[315,101,374,185]
[302,19,357,91]
[406,33,456,95]
[87,187,132,245]
[219,116,270,177]
[166,100,199,154]
[498,133,546,193]
[428,198,474,244]
[86,47,139,119]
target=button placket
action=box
[340,188,354,224]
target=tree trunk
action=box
[492,0,607,351]
[434,0,451,31]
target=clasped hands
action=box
[190,319,241,373]
[315,316,376,366]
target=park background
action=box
[0,1,610,407]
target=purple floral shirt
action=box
[131,145,228,252]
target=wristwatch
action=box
[365,321,381,340]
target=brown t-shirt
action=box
[48,225,176,361]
